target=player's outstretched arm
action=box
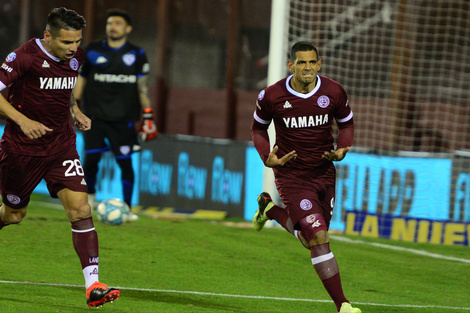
[321,146,351,161]
[265,145,297,168]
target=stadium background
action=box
[0,0,469,246]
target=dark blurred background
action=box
[1,0,469,153]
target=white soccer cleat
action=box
[127,212,139,222]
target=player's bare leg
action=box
[0,204,27,230]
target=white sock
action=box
[83,265,99,289]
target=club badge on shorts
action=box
[7,194,21,205]
[300,199,313,211]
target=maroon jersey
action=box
[0,38,85,156]
[252,74,353,170]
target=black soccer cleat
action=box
[86,281,120,308]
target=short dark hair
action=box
[46,7,86,37]
[106,8,132,26]
[289,41,320,62]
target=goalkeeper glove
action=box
[139,108,158,141]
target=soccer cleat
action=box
[86,281,120,308]
[339,302,362,313]
[127,212,140,222]
[252,192,275,231]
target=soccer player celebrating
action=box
[0,7,120,308]
[74,8,157,219]
[251,41,361,313]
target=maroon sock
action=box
[71,217,99,269]
[311,243,348,311]
[322,273,349,311]
[265,205,294,233]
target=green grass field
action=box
[0,195,469,312]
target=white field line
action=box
[25,199,469,310]
[329,235,470,264]
[0,280,469,311]
[29,200,64,210]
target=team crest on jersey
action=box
[122,53,136,66]
[69,58,79,71]
[5,52,16,62]
[317,95,330,108]
[258,90,265,100]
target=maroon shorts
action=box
[274,163,336,229]
[0,144,87,209]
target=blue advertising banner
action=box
[334,152,452,230]
[244,146,266,221]
[138,135,247,217]
[450,155,470,223]
[3,119,469,237]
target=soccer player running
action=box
[0,7,120,308]
[251,41,361,313]
[74,9,157,220]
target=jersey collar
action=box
[36,38,61,62]
[285,74,321,99]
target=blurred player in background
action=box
[251,41,361,313]
[0,7,120,308]
[74,8,157,220]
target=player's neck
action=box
[107,37,127,49]
[40,39,56,59]
[291,76,316,93]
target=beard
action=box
[107,32,126,42]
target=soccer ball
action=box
[96,198,130,225]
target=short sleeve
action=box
[334,85,353,124]
[252,89,272,129]
[0,50,32,87]
[137,48,149,76]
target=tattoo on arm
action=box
[70,92,76,107]
[137,76,151,108]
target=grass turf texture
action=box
[0,194,468,312]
